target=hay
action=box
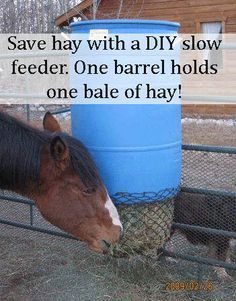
[109,198,174,257]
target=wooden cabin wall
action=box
[93,0,236,117]
[93,0,236,33]
[69,1,236,118]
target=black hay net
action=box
[110,189,177,257]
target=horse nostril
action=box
[102,240,111,249]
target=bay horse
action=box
[0,111,122,253]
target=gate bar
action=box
[0,218,77,240]
[182,144,236,154]
[162,250,236,270]
[173,222,236,239]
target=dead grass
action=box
[182,118,236,147]
[1,225,236,301]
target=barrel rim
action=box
[70,19,180,29]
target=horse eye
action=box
[83,187,96,195]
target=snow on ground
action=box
[182,117,236,127]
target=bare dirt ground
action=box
[182,118,236,147]
[0,110,236,301]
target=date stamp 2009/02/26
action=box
[165,281,213,291]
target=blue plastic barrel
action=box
[70,20,181,200]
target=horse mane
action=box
[0,111,99,191]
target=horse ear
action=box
[50,135,69,169]
[43,112,61,132]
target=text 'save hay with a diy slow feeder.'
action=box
[70,20,181,257]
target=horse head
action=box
[35,112,122,253]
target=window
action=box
[201,22,222,35]
[200,22,223,68]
